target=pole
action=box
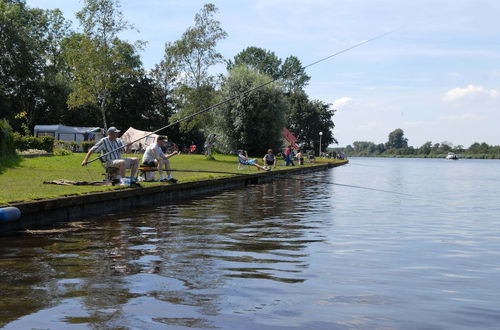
[319,131,323,157]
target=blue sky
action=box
[27,0,500,147]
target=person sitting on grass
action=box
[296,149,304,165]
[263,148,277,169]
[238,150,270,171]
[81,126,138,185]
[142,135,179,183]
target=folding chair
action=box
[237,157,251,170]
[138,164,158,181]
[103,164,120,184]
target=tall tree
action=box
[65,0,141,130]
[214,66,286,155]
[286,91,336,152]
[228,47,282,79]
[228,49,310,94]
[0,0,71,132]
[280,55,310,94]
[166,3,227,141]
[386,128,408,149]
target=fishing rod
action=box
[85,27,404,165]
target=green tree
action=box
[417,141,431,155]
[166,3,227,141]
[65,0,142,130]
[280,55,310,94]
[385,128,408,149]
[213,66,286,155]
[228,46,282,79]
[286,91,336,152]
[148,43,182,140]
[228,48,310,94]
[0,1,71,132]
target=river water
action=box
[1,158,500,329]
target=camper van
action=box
[34,125,102,142]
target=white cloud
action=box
[444,85,499,102]
[357,122,384,130]
[403,121,426,127]
[439,113,487,121]
[331,97,353,109]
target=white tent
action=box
[34,125,102,142]
[120,127,158,152]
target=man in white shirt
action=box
[81,126,139,183]
[142,135,179,182]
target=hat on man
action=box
[107,126,120,134]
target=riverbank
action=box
[1,154,347,232]
[0,153,345,205]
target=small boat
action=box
[446,152,458,160]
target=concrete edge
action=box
[1,161,347,232]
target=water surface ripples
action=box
[1,158,500,329]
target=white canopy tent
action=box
[34,125,102,142]
[120,127,159,152]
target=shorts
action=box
[246,159,256,165]
[265,160,274,166]
[105,158,136,169]
[142,160,156,167]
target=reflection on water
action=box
[1,158,500,329]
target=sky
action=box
[27,0,500,147]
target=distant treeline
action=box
[333,128,500,159]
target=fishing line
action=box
[283,176,417,197]
[85,27,404,165]
[323,181,416,197]
[167,169,251,175]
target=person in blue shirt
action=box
[238,150,270,171]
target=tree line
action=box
[0,0,336,156]
[336,128,500,159]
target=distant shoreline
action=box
[345,154,500,159]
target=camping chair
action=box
[102,164,120,184]
[138,164,158,181]
[237,156,251,170]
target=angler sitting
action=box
[142,135,179,183]
[262,148,277,169]
[81,126,138,185]
[238,150,270,171]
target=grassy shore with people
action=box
[0,153,346,205]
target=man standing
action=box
[81,127,139,183]
[142,135,179,182]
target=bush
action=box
[0,119,16,159]
[55,140,80,152]
[53,148,73,156]
[13,133,54,153]
[81,141,95,153]
[18,149,49,155]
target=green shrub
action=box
[54,140,80,152]
[81,141,95,153]
[12,133,54,153]
[18,149,48,155]
[0,119,16,158]
[53,148,73,156]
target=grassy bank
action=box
[0,153,344,205]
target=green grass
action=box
[0,153,345,205]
